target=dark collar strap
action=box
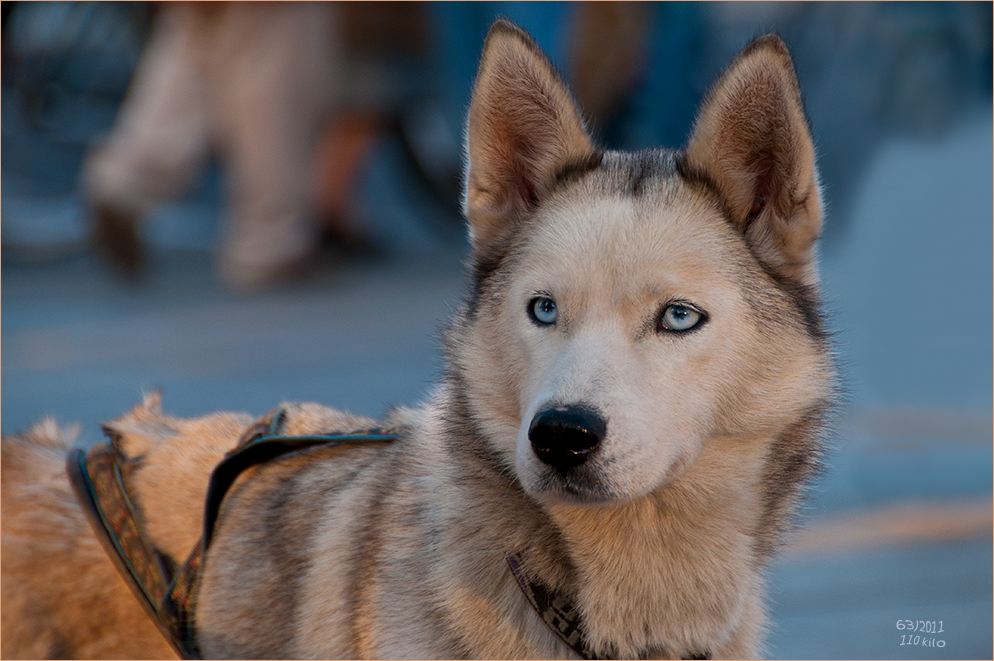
[507,553,711,660]
[507,553,597,659]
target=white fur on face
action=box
[488,190,822,505]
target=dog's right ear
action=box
[684,35,822,286]
[464,20,596,254]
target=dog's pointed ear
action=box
[464,20,597,253]
[685,35,822,285]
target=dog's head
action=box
[451,21,833,507]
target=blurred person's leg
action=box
[313,111,381,250]
[314,2,429,250]
[205,2,341,288]
[81,3,209,276]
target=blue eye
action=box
[529,297,558,326]
[658,303,703,332]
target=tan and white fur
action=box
[2,21,833,659]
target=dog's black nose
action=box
[528,405,607,471]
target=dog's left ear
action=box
[464,20,596,254]
[685,35,822,285]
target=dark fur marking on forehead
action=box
[596,149,680,199]
[629,160,652,198]
[552,151,605,190]
[550,149,684,199]
[628,149,676,198]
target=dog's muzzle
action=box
[528,404,607,471]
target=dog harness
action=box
[68,407,400,659]
[69,407,709,660]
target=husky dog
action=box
[2,21,833,660]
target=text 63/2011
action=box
[896,620,944,634]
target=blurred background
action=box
[2,2,991,658]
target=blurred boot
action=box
[81,3,210,278]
